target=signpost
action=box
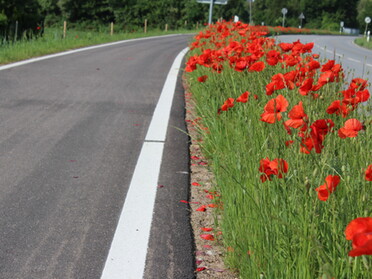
[247,0,254,25]
[197,0,228,25]
[298,12,305,28]
[365,16,371,37]
[281,8,288,27]
[340,21,344,34]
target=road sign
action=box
[197,0,229,25]
[282,8,287,27]
[340,21,344,27]
[365,16,371,24]
[197,0,228,4]
[299,13,305,19]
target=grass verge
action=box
[0,27,196,65]
[185,22,371,278]
[355,37,372,50]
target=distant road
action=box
[0,34,194,279]
[277,35,372,84]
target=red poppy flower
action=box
[249,61,265,72]
[318,71,334,85]
[284,101,308,130]
[259,157,288,182]
[364,164,372,181]
[300,119,334,154]
[285,140,294,147]
[326,100,349,118]
[197,75,208,83]
[338,118,363,138]
[236,91,250,103]
[260,95,289,124]
[350,78,368,91]
[278,42,293,52]
[315,175,341,201]
[298,78,313,96]
[266,50,281,66]
[321,60,335,72]
[306,60,320,71]
[219,98,235,113]
[345,217,372,257]
[201,227,213,232]
[356,89,370,103]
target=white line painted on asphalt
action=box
[0,34,185,71]
[100,142,164,279]
[366,64,372,67]
[145,48,189,142]
[100,47,189,279]
[347,57,361,63]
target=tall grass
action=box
[186,22,371,278]
[0,27,195,65]
[355,37,372,50]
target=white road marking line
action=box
[347,57,361,63]
[145,48,189,141]
[100,141,164,279]
[366,64,372,67]
[0,34,184,71]
[100,47,189,279]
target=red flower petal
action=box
[196,205,207,212]
[200,234,215,241]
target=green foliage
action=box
[357,0,372,32]
[0,0,43,41]
[0,0,367,41]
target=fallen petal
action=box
[196,267,207,272]
[196,205,207,212]
[200,234,215,241]
[201,227,213,232]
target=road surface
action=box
[0,34,195,279]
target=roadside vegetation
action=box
[355,37,372,50]
[0,27,195,65]
[185,21,371,278]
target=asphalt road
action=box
[0,34,194,279]
[277,35,372,84]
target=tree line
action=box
[1,0,372,40]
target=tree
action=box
[357,0,372,30]
[0,0,44,40]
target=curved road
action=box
[278,35,372,84]
[0,34,194,279]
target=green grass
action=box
[186,23,371,278]
[354,37,372,50]
[0,27,196,65]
